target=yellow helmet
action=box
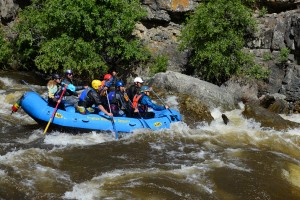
[92,80,102,90]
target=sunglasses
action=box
[67,73,73,76]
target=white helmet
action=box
[134,77,144,83]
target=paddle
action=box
[43,86,67,134]
[106,91,118,140]
[21,80,38,93]
[21,80,48,102]
[151,89,180,121]
[124,92,151,129]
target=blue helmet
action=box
[108,91,115,101]
[115,80,124,87]
[65,69,73,74]
[140,85,150,93]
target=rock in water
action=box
[222,114,229,125]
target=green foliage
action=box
[15,0,148,75]
[262,52,272,61]
[149,55,168,75]
[179,0,257,84]
[277,47,290,63]
[238,51,269,79]
[0,28,13,68]
[258,7,268,17]
[246,64,269,79]
[244,62,269,79]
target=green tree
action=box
[179,0,261,84]
[15,0,149,76]
[149,55,168,76]
[0,28,12,68]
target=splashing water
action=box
[1,73,300,199]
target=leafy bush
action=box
[149,55,168,75]
[277,47,290,63]
[240,52,269,79]
[179,0,258,84]
[0,28,12,68]
[15,0,149,76]
[244,64,269,79]
[262,52,272,61]
[258,7,268,17]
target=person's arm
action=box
[53,85,66,103]
[75,85,85,91]
[98,105,113,116]
[143,96,165,111]
[98,87,105,96]
[91,91,113,116]
[64,83,79,97]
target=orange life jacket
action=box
[132,94,148,112]
[132,94,142,109]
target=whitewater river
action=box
[1,71,300,199]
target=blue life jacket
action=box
[108,91,115,102]
[79,87,91,101]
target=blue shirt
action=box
[140,95,165,111]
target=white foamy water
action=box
[0,148,48,166]
[63,166,215,200]
[43,131,114,146]
[0,77,36,124]
[14,130,45,143]
[166,95,179,110]
[280,113,300,123]
[0,169,7,176]
[63,153,253,200]
[0,147,71,192]
[0,77,17,88]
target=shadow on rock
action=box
[242,102,300,131]
[150,87,214,127]
[259,94,290,114]
[178,94,214,127]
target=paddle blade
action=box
[111,118,118,140]
[43,117,53,134]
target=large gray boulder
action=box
[150,71,236,110]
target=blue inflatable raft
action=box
[19,91,181,133]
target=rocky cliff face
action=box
[1,0,300,111]
[137,0,300,111]
[249,10,300,99]
[0,0,29,24]
[133,21,185,75]
[134,0,200,75]
[0,0,18,24]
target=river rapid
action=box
[1,71,300,200]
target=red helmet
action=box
[104,74,112,80]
